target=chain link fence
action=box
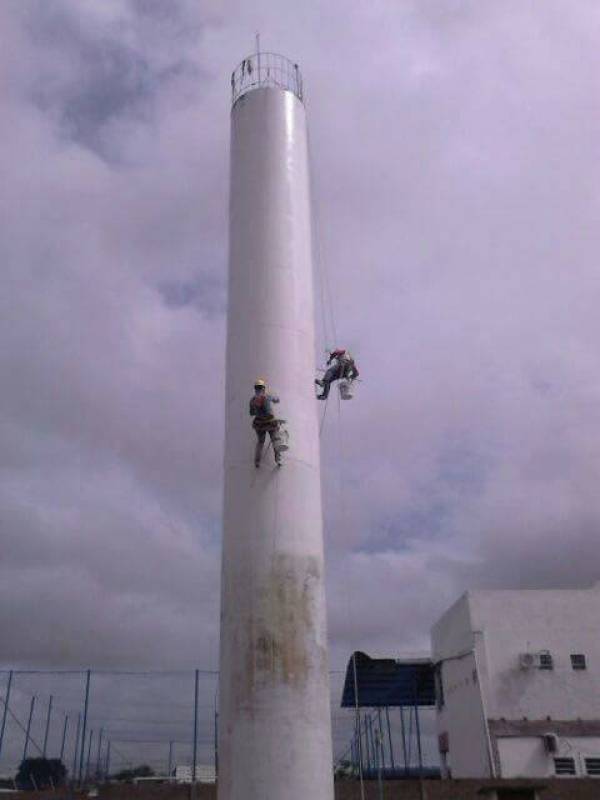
[0,668,438,787]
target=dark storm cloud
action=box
[1,0,599,703]
[23,0,205,162]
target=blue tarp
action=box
[340,651,436,708]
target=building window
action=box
[585,758,600,776]
[554,757,576,776]
[539,652,553,670]
[571,653,587,670]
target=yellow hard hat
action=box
[254,378,266,388]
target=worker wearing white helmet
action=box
[315,349,359,400]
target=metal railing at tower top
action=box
[231,52,304,106]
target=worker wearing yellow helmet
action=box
[249,378,282,467]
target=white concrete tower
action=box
[218,54,334,800]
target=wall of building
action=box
[498,736,600,779]
[468,587,600,721]
[432,586,600,779]
[431,593,493,778]
[497,737,550,778]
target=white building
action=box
[174,764,216,784]
[431,586,600,779]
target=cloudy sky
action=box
[2,0,600,690]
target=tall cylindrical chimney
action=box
[218,54,334,800]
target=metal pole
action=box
[414,680,426,800]
[192,669,199,786]
[376,726,384,800]
[351,654,365,797]
[367,715,377,772]
[23,696,36,763]
[363,715,371,773]
[78,670,91,784]
[72,713,81,782]
[168,740,174,780]
[399,706,408,777]
[86,729,94,781]
[0,670,14,763]
[415,699,423,774]
[214,711,219,778]
[385,706,395,772]
[105,740,111,779]
[42,694,53,758]
[407,706,414,773]
[96,728,103,778]
[377,708,386,771]
[60,715,69,762]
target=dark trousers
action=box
[254,424,281,465]
[318,365,344,399]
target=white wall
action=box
[468,587,600,721]
[432,585,600,778]
[431,593,493,778]
[497,737,549,778]
[498,736,600,778]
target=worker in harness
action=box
[315,349,359,400]
[249,379,283,467]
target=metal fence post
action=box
[377,708,386,771]
[376,725,384,800]
[0,670,14,764]
[367,715,377,772]
[23,695,36,763]
[86,730,94,781]
[385,706,395,772]
[96,728,103,779]
[351,653,365,797]
[192,669,199,787]
[414,676,423,775]
[414,678,426,800]
[214,710,219,779]
[60,714,69,762]
[72,713,81,783]
[42,695,53,757]
[399,706,408,776]
[78,670,91,785]
[168,740,174,780]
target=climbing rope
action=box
[307,126,337,352]
[308,120,364,799]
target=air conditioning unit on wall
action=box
[519,650,552,670]
[543,733,559,753]
[519,652,539,669]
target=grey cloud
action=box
[158,273,226,316]
[1,0,599,704]
[24,1,205,162]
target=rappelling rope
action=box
[307,126,337,352]
[319,395,330,437]
[308,120,364,800]
[307,126,340,441]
